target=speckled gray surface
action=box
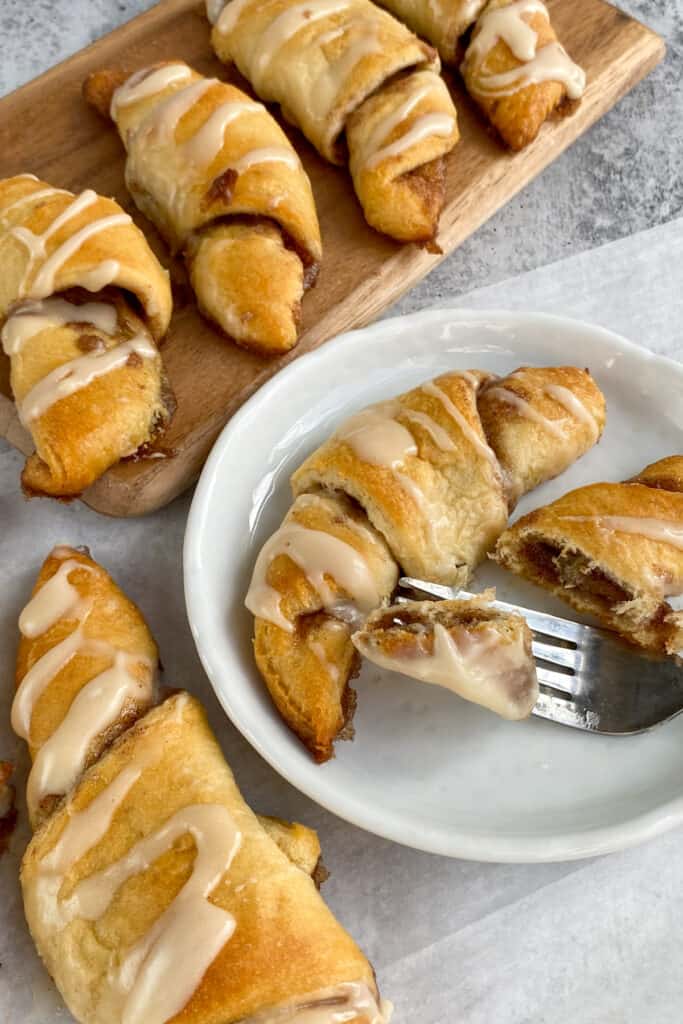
[2,0,682,299]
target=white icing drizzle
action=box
[462,0,585,99]
[400,409,456,452]
[421,381,499,467]
[18,557,92,640]
[132,78,215,148]
[110,63,193,117]
[356,76,436,170]
[8,187,131,300]
[544,383,599,437]
[354,621,537,719]
[11,554,155,817]
[68,804,241,1024]
[366,112,454,169]
[558,515,683,551]
[335,402,418,466]
[206,0,229,24]
[465,0,547,66]
[230,146,301,173]
[476,42,586,99]
[29,213,130,298]
[0,186,70,222]
[249,1,353,93]
[246,523,381,632]
[183,99,262,163]
[240,982,393,1023]
[1,297,117,356]
[26,652,150,815]
[485,385,566,439]
[18,335,157,425]
[79,258,121,292]
[214,0,255,34]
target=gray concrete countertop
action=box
[2,0,681,300]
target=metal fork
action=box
[398,577,683,735]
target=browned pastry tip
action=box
[82,68,130,118]
[627,456,683,494]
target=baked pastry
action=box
[207,0,460,243]
[375,0,487,63]
[247,491,399,762]
[83,61,321,354]
[292,370,508,586]
[21,692,391,1024]
[495,456,683,654]
[353,592,538,718]
[461,0,586,150]
[0,174,173,496]
[13,545,159,827]
[478,365,606,508]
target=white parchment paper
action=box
[1,217,682,1024]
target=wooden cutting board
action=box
[0,0,664,516]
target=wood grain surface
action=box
[0,0,664,516]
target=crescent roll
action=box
[353,593,538,719]
[246,492,399,762]
[208,0,460,243]
[13,545,159,828]
[461,0,586,150]
[84,62,321,354]
[292,371,508,586]
[376,0,487,63]
[495,457,683,655]
[21,692,390,1024]
[0,175,173,496]
[478,365,606,508]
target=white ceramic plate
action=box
[184,310,683,862]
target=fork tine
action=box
[398,577,457,601]
[532,641,577,671]
[535,666,580,697]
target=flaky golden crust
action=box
[495,457,683,654]
[10,291,170,497]
[186,221,304,354]
[347,70,458,242]
[210,0,438,163]
[292,370,508,585]
[15,546,158,827]
[253,492,398,762]
[628,456,683,493]
[208,0,460,243]
[478,366,606,508]
[0,176,171,338]
[84,62,320,354]
[461,0,576,150]
[0,175,173,496]
[375,0,487,63]
[21,694,378,1024]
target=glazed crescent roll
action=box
[0,175,173,496]
[495,457,683,654]
[246,491,399,761]
[376,0,487,63]
[83,62,321,355]
[461,0,586,150]
[352,593,538,719]
[21,692,391,1024]
[292,371,508,586]
[208,0,460,242]
[13,545,159,828]
[478,365,606,508]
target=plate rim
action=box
[184,307,683,863]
